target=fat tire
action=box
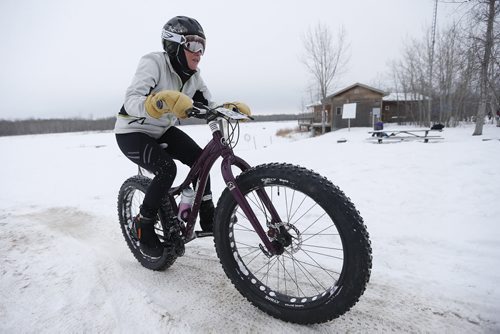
[117,175,177,271]
[214,163,372,324]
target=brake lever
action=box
[194,101,207,108]
[187,103,211,119]
[186,107,199,118]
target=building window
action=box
[336,107,342,115]
[385,105,390,111]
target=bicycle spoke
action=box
[291,252,301,296]
[300,211,328,235]
[233,225,255,233]
[298,248,344,261]
[277,254,280,292]
[280,255,307,296]
[266,258,271,287]
[243,248,264,266]
[267,255,309,297]
[234,208,267,233]
[300,248,341,280]
[247,189,269,220]
[301,243,343,252]
[285,252,325,294]
[289,200,319,228]
[235,240,259,249]
[235,209,251,223]
[259,256,279,283]
[284,188,295,224]
[282,256,305,296]
[288,194,308,223]
[301,224,337,244]
[276,255,289,295]
[282,254,341,276]
[282,255,287,294]
[250,253,277,277]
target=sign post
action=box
[342,103,357,131]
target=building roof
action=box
[383,92,429,101]
[324,83,386,100]
[305,101,323,108]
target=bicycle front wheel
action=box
[214,163,372,324]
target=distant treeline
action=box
[0,118,116,137]
[0,114,300,137]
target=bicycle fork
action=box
[221,156,282,256]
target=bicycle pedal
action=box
[195,231,214,238]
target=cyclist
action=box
[114,16,251,257]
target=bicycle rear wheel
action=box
[117,175,178,271]
[214,163,372,324]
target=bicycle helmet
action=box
[162,16,206,57]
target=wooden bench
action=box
[367,129,444,144]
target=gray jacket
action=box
[114,52,214,139]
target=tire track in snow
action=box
[0,207,496,333]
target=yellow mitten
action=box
[223,102,251,117]
[144,90,193,119]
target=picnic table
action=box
[367,129,444,144]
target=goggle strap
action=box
[161,29,186,44]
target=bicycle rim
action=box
[229,184,345,304]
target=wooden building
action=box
[323,83,385,130]
[381,93,427,123]
[299,83,427,132]
[299,83,384,132]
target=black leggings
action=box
[116,127,211,218]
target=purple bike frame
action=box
[168,121,281,254]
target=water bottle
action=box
[178,187,195,221]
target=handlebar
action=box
[187,102,254,122]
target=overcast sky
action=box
[0,0,463,119]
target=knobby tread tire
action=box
[213,163,372,324]
[117,175,177,271]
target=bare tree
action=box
[301,23,349,134]
[386,1,499,130]
[434,22,479,126]
[390,35,431,126]
[472,0,499,135]
[487,5,500,126]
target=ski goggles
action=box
[162,29,206,54]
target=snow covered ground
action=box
[1,121,499,333]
